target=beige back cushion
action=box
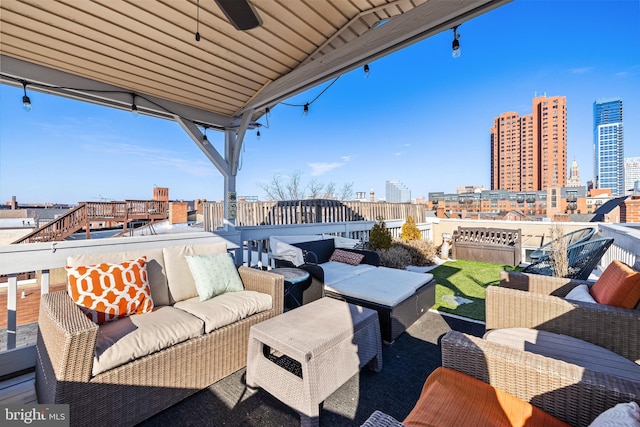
[163,243,228,303]
[66,248,170,306]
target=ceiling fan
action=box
[214,0,262,30]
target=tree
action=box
[401,215,421,241]
[338,182,354,201]
[307,178,324,199]
[257,170,304,201]
[322,182,337,199]
[369,217,393,250]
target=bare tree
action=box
[257,173,288,200]
[338,182,354,200]
[286,170,304,199]
[307,178,324,199]
[322,182,337,199]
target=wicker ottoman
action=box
[246,297,383,426]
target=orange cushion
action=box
[403,367,570,427]
[589,260,640,308]
[66,257,154,324]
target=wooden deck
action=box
[0,371,36,405]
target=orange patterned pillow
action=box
[66,257,154,324]
[589,260,640,309]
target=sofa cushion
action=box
[66,257,154,324]
[484,328,640,382]
[320,261,377,286]
[92,305,204,376]
[174,291,272,334]
[326,266,433,307]
[330,248,365,266]
[589,260,640,309]
[403,367,570,427]
[185,253,244,301]
[67,248,170,307]
[565,284,599,304]
[163,243,228,303]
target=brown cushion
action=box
[403,367,570,427]
[590,260,640,308]
[329,248,364,266]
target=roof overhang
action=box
[0,0,510,131]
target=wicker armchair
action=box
[522,237,614,280]
[362,330,640,427]
[440,330,640,427]
[486,270,640,363]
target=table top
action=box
[249,297,377,357]
[270,267,310,283]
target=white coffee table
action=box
[246,297,382,426]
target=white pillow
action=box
[589,402,640,426]
[565,284,598,304]
[185,253,244,301]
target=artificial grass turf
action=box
[430,259,519,322]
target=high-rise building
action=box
[385,180,411,203]
[625,156,640,195]
[567,159,581,187]
[491,95,567,192]
[593,97,624,196]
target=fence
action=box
[203,199,428,230]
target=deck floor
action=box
[0,311,484,425]
[0,371,36,405]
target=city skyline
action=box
[1,0,639,205]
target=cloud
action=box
[614,71,630,77]
[340,155,352,162]
[569,66,593,74]
[86,142,215,176]
[394,151,404,156]
[307,162,346,176]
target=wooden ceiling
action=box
[0,0,510,130]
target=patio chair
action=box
[486,261,640,363]
[361,330,640,427]
[522,237,613,280]
[529,227,595,261]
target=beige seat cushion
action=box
[67,248,170,307]
[92,306,204,376]
[484,328,640,382]
[174,291,272,334]
[163,243,228,303]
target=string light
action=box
[131,94,139,117]
[195,0,201,41]
[302,102,309,117]
[21,81,32,112]
[256,126,261,139]
[451,25,461,58]
[265,107,270,118]
[364,64,370,78]
[202,126,208,142]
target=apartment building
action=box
[491,95,567,192]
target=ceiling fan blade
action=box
[214,0,262,31]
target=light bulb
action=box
[131,103,139,117]
[22,95,32,112]
[452,39,461,58]
[364,64,370,78]
[302,103,309,117]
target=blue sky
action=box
[1,0,639,205]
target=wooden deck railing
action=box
[203,199,428,230]
[12,200,168,244]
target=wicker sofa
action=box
[486,268,640,362]
[35,242,284,427]
[362,330,640,427]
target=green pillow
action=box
[185,253,244,301]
